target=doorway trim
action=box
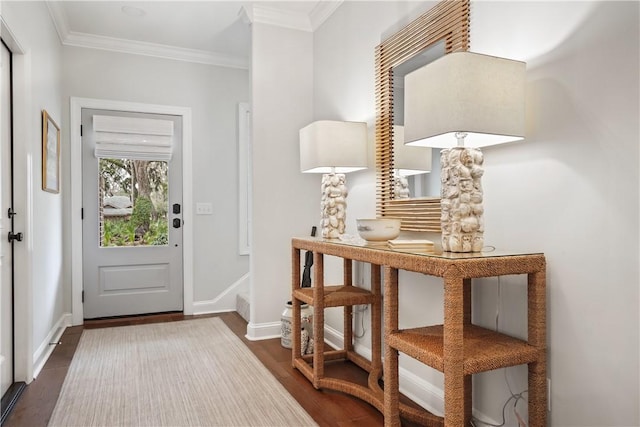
[2,15,34,385]
[70,97,193,325]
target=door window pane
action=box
[99,158,168,247]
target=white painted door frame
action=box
[1,16,34,384]
[70,97,194,325]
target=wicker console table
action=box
[290,237,546,427]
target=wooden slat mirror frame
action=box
[374,0,470,231]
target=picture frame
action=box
[42,109,60,194]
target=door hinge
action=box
[81,208,84,220]
[82,290,84,303]
[80,125,83,137]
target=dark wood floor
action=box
[4,312,424,427]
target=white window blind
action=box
[93,115,174,161]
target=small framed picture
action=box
[42,110,60,193]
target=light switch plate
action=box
[196,202,213,215]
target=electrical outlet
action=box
[547,378,551,411]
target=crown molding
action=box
[243,1,342,32]
[309,1,343,31]
[63,31,249,69]
[45,1,248,69]
[249,4,313,32]
[45,1,70,44]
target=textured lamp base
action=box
[440,147,484,252]
[320,173,348,238]
[393,175,410,199]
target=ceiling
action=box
[47,1,343,69]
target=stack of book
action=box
[387,239,435,253]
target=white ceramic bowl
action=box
[356,218,401,242]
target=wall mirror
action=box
[392,41,445,199]
[375,0,470,231]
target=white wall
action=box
[472,2,639,425]
[61,47,250,306]
[313,1,639,425]
[1,0,65,381]
[248,22,315,338]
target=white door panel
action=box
[100,263,170,293]
[1,40,13,397]
[82,109,183,319]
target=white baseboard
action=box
[33,312,72,378]
[245,321,281,341]
[192,273,250,315]
[397,361,445,416]
[324,323,344,349]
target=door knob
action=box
[8,231,23,243]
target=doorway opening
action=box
[70,98,194,325]
[0,38,26,424]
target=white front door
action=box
[1,40,14,399]
[81,109,183,319]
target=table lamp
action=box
[300,120,367,239]
[404,52,526,252]
[392,125,432,199]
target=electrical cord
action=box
[470,390,527,427]
[495,275,501,332]
[352,261,368,339]
[353,305,367,338]
[471,275,528,427]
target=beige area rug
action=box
[48,317,318,427]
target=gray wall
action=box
[61,47,250,303]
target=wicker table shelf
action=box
[290,237,546,427]
[291,239,442,426]
[293,285,375,307]
[386,324,540,375]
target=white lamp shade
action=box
[404,51,526,149]
[393,125,431,176]
[300,120,368,173]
